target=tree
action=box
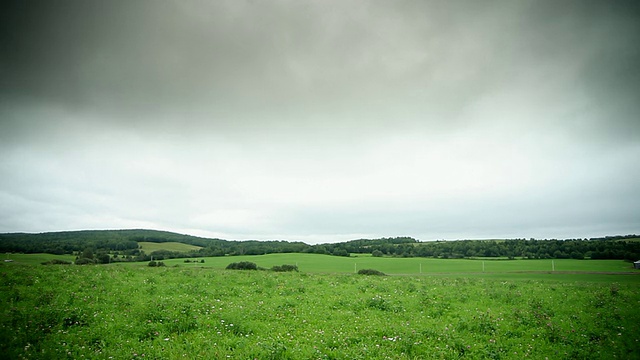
[332,248,350,257]
[97,253,110,264]
[81,248,94,259]
[570,251,584,260]
[372,250,383,257]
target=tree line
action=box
[339,235,639,261]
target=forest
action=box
[0,230,638,262]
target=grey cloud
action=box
[1,0,639,240]
[4,0,638,137]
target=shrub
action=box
[97,253,111,264]
[148,261,165,267]
[358,269,386,276]
[226,261,258,270]
[41,259,72,265]
[271,264,299,272]
[372,250,383,257]
[74,258,96,265]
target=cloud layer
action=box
[1,1,639,242]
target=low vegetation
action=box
[271,264,299,272]
[41,259,72,265]
[358,269,386,276]
[1,263,638,359]
[226,261,258,270]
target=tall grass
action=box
[1,263,639,359]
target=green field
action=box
[4,253,76,265]
[161,253,639,275]
[138,241,202,253]
[1,261,639,359]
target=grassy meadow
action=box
[138,242,202,253]
[2,255,640,359]
[163,253,639,280]
[4,253,77,266]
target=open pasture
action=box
[138,241,202,253]
[1,263,639,359]
[162,253,639,276]
[3,253,76,265]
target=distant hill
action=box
[0,229,311,257]
[0,229,638,261]
[0,229,216,254]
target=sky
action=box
[1,0,639,243]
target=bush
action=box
[148,261,166,267]
[97,253,111,264]
[184,259,204,263]
[226,261,258,270]
[358,269,386,276]
[271,264,299,272]
[41,259,72,265]
[74,258,96,265]
[372,250,383,257]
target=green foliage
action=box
[271,264,298,272]
[81,248,94,259]
[0,230,140,254]
[408,237,640,260]
[358,268,386,276]
[0,229,312,258]
[331,248,351,257]
[2,230,639,262]
[41,259,72,265]
[226,261,258,270]
[96,253,111,264]
[74,258,96,265]
[148,261,165,267]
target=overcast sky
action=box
[1,1,639,243]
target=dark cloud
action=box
[1,0,639,240]
[3,1,638,134]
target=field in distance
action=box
[137,241,202,253]
[6,252,639,278]
[161,253,639,273]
